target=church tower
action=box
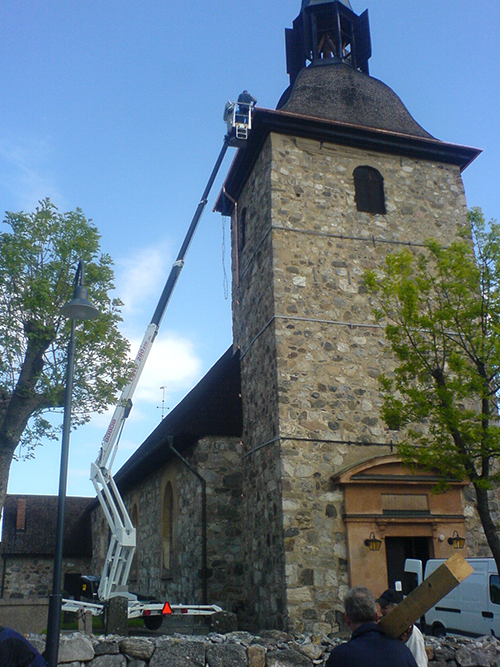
[216,0,480,633]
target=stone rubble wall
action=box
[231,136,288,631]
[229,122,481,633]
[27,631,500,667]
[1,556,90,600]
[231,127,490,634]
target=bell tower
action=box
[286,0,371,86]
[216,0,480,634]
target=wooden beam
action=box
[378,553,474,638]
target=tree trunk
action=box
[0,396,45,518]
[0,441,19,519]
[0,323,55,517]
[474,483,500,574]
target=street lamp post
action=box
[45,260,99,667]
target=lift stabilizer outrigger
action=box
[62,101,254,627]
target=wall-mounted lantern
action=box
[364,531,382,552]
[447,530,466,549]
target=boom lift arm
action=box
[90,136,231,602]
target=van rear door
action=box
[404,559,423,589]
[487,564,500,636]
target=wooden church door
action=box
[385,536,431,594]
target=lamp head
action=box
[61,285,100,321]
[364,531,382,552]
[448,530,466,550]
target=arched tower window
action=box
[130,503,139,581]
[353,166,386,215]
[238,207,247,254]
[162,483,174,576]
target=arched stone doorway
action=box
[334,455,468,598]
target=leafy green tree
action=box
[0,199,131,513]
[365,208,500,572]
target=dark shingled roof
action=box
[1,495,93,557]
[113,346,242,493]
[278,63,433,139]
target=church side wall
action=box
[90,437,244,614]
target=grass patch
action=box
[60,612,146,633]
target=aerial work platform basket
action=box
[223,100,253,147]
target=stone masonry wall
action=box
[462,487,500,558]
[268,133,481,633]
[231,137,288,630]
[270,133,469,443]
[230,128,494,634]
[266,132,482,633]
[1,555,90,600]
[91,437,244,615]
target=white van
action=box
[405,558,500,637]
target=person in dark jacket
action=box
[236,90,256,123]
[326,587,418,667]
[0,626,47,666]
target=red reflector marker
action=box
[162,602,172,615]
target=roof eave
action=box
[215,108,481,214]
[112,347,242,493]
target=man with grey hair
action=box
[326,587,418,667]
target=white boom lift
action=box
[62,102,254,628]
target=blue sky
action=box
[2,0,499,498]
